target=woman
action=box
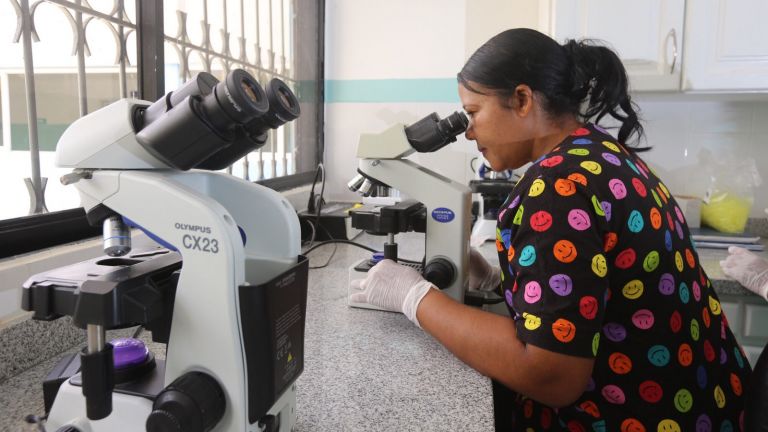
[351,28,750,430]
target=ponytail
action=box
[562,39,646,149]
[458,29,648,151]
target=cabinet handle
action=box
[666,28,678,74]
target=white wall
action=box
[324,0,470,203]
[324,0,768,219]
[324,0,548,203]
[635,97,768,218]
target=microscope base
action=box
[47,380,154,431]
[45,379,299,432]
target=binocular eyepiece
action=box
[348,111,469,197]
[135,69,300,171]
[404,111,468,153]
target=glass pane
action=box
[3,75,33,220]
[89,0,121,16]
[0,0,138,221]
[188,50,209,77]
[0,81,3,148]
[126,29,139,90]
[162,0,320,181]
[208,0,226,53]
[242,0,258,64]
[123,0,136,23]
[181,0,206,47]
[85,19,120,69]
[227,0,246,59]
[164,41,185,92]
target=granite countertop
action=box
[0,232,494,432]
[1,226,765,431]
[694,244,767,296]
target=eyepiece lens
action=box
[439,111,469,137]
[241,79,260,103]
[277,87,294,108]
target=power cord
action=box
[300,164,423,268]
[306,163,326,234]
[302,163,327,251]
[302,239,422,265]
[305,220,338,269]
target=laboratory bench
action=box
[1,226,767,431]
[0,233,493,432]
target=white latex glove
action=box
[720,246,768,300]
[469,247,501,292]
[350,259,435,327]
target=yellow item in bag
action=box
[700,192,752,234]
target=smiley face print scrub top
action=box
[495,123,751,431]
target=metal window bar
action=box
[11,0,296,218]
[164,0,295,181]
[10,0,136,215]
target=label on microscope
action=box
[431,207,455,223]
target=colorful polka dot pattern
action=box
[497,124,751,431]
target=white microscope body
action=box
[34,70,305,432]
[347,113,472,309]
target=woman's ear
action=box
[509,84,534,117]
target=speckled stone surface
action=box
[0,316,84,382]
[294,232,494,430]
[694,238,768,297]
[2,224,765,430]
[0,233,493,431]
[746,217,768,238]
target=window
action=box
[162,0,322,181]
[0,0,323,257]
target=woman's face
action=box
[459,82,535,172]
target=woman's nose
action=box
[464,124,475,141]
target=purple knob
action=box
[111,338,149,369]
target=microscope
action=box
[21,69,306,432]
[469,159,516,245]
[346,112,472,309]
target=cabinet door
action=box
[683,0,768,91]
[549,0,684,91]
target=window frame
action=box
[0,0,325,259]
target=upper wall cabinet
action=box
[682,0,768,92]
[549,0,685,92]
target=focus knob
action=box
[423,257,455,290]
[146,372,225,432]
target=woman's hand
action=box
[350,259,434,327]
[720,246,768,300]
[469,247,501,292]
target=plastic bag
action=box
[700,155,762,234]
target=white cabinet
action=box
[547,0,768,93]
[548,0,685,92]
[682,0,768,92]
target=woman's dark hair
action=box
[458,28,647,150]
